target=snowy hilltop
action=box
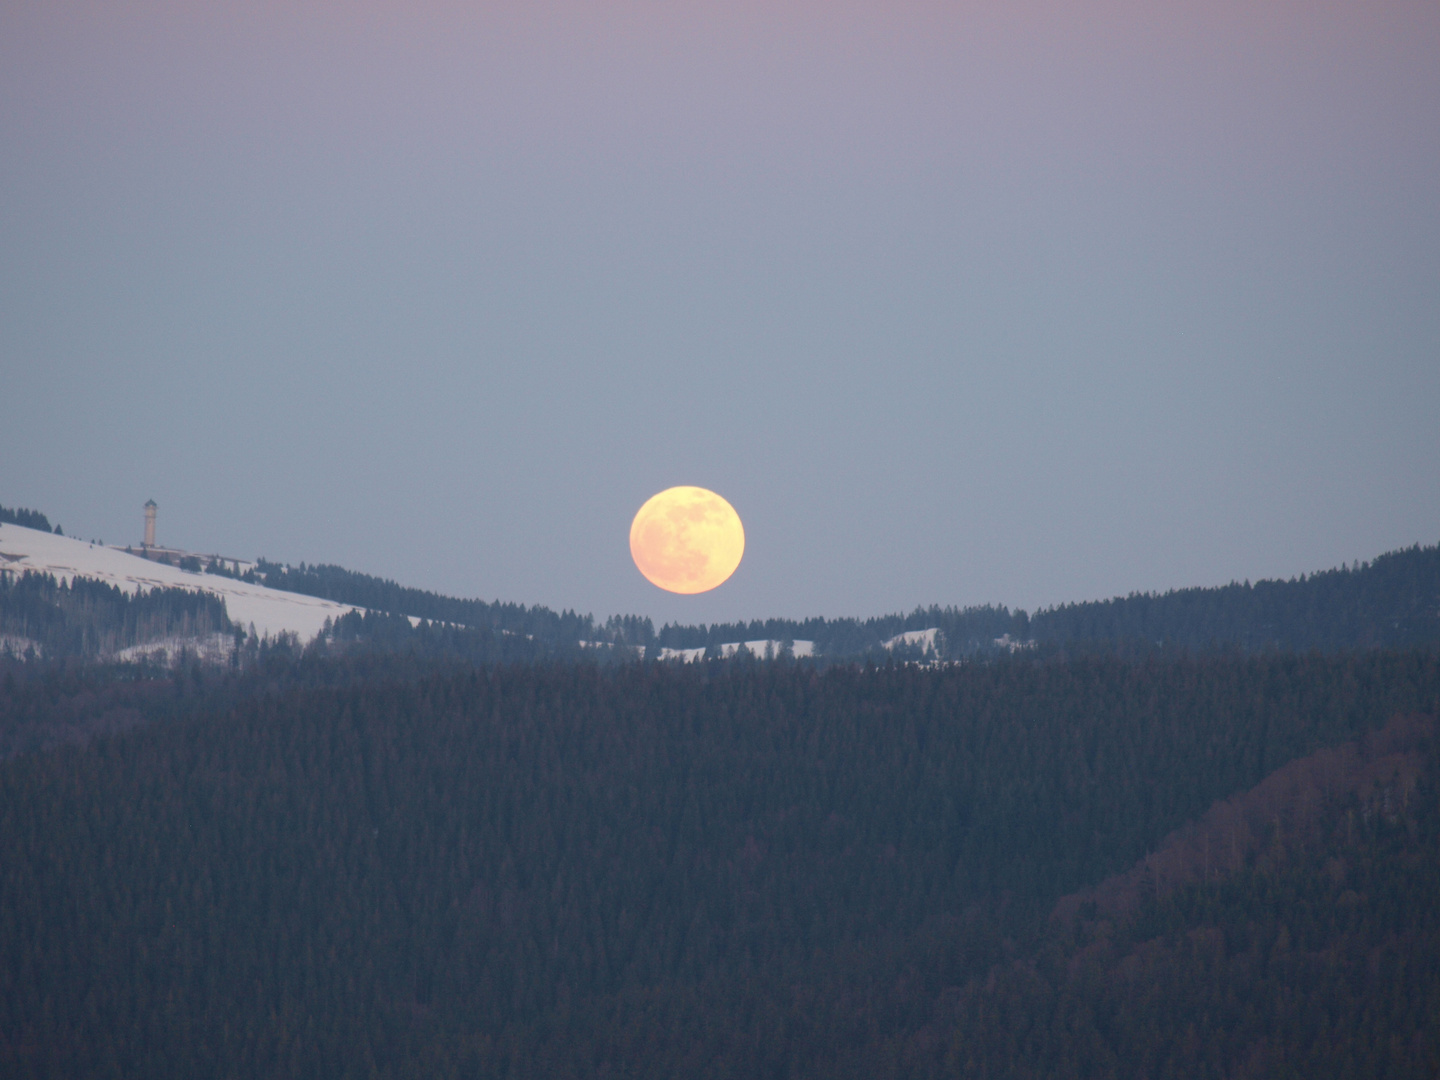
[0,523,358,645]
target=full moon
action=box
[629,486,745,594]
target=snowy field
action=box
[0,524,358,642]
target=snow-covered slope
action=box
[0,524,357,642]
[882,628,941,653]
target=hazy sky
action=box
[3,0,1438,626]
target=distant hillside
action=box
[251,559,1030,660]
[672,543,1440,657]
[250,560,613,645]
[0,523,365,650]
[269,542,1439,659]
[653,605,1024,659]
[6,496,1437,659]
[1028,542,1440,653]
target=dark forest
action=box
[2,649,1438,1077]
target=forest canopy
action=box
[1,649,1437,1077]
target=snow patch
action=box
[113,633,236,666]
[0,635,43,660]
[993,634,1034,653]
[658,646,707,662]
[882,628,942,653]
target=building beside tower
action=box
[119,499,253,577]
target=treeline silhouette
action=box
[1,650,1437,1077]
[247,542,1440,659]
[253,560,603,644]
[320,608,576,665]
[1028,542,1440,653]
[0,505,60,534]
[657,543,1440,656]
[0,571,232,661]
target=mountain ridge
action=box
[3,502,1439,661]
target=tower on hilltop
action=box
[143,500,157,548]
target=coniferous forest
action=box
[0,572,233,664]
[2,647,1438,1078]
[246,541,1440,659]
[3,512,1439,1075]
[6,519,1439,661]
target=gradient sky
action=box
[3,0,1438,626]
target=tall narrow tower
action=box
[143,500,157,548]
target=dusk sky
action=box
[3,0,1437,626]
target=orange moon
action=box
[629,486,745,594]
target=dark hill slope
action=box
[1029,541,1440,653]
[2,651,1438,1078]
[942,711,1440,1080]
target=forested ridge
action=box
[6,501,1437,657]
[250,542,1440,658]
[1028,542,1440,653]
[2,650,1438,1077]
[252,560,602,646]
